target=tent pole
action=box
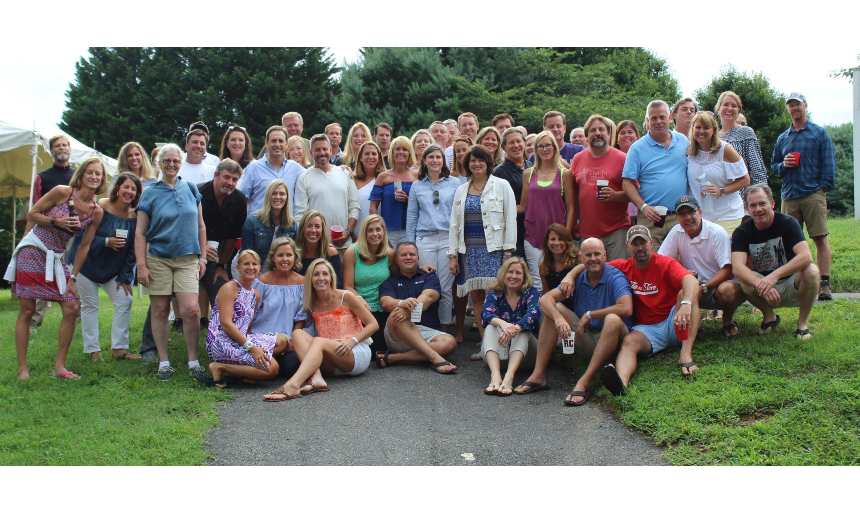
[12,188,17,255]
[30,126,38,209]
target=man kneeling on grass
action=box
[514,238,633,405]
[731,184,819,339]
[561,226,700,396]
[658,195,745,337]
[375,242,457,373]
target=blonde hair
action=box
[341,122,371,168]
[687,112,722,157]
[117,141,156,181]
[70,157,108,195]
[237,249,261,266]
[266,237,301,272]
[715,91,744,115]
[410,129,434,161]
[286,135,310,167]
[475,126,504,166]
[388,136,417,169]
[302,258,337,311]
[356,214,391,261]
[491,257,533,294]
[255,179,293,229]
[533,131,564,171]
[296,210,332,261]
[354,141,386,180]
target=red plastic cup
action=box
[674,323,689,342]
[330,225,344,241]
[789,152,801,166]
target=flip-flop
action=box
[794,328,812,340]
[723,321,740,338]
[192,372,227,388]
[755,315,781,335]
[375,351,390,369]
[513,380,550,395]
[484,383,500,395]
[600,364,628,396]
[263,386,302,402]
[678,361,699,377]
[564,390,590,407]
[54,370,80,380]
[498,384,513,397]
[112,350,141,360]
[430,360,457,374]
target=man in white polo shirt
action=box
[658,195,744,337]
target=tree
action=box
[61,47,339,158]
[830,54,859,82]
[694,65,792,201]
[825,123,854,216]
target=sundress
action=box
[206,280,280,365]
[457,193,503,296]
[12,192,95,301]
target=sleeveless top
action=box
[311,291,365,342]
[524,168,567,248]
[33,190,96,252]
[351,243,390,312]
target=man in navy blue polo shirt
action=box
[376,242,458,374]
[514,238,633,405]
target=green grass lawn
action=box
[0,290,228,465]
[811,218,859,292]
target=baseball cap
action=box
[786,92,806,104]
[189,121,210,134]
[675,195,700,212]
[626,225,652,243]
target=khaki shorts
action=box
[781,190,829,238]
[384,324,448,353]
[714,218,742,236]
[600,228,629,262]
[145,252,200,296]
[743,272,801,309]
[556,306,629,360]
[638,211,678,251]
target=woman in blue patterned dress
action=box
[480,257,541,396]
[448,145,517,343]
[200,249,293,387]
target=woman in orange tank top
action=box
[263,258,379,401]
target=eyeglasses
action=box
[161,159,181,165]
[537,144,554,151]
[433,190,440,205]
[676,210,699,218]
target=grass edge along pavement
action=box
[1,219,858,465]
[0,291,228,465]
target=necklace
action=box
[470,181,486,194]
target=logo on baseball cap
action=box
[675,195,700,212]
[626,225,652,243]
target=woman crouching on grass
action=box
[263,258,378,401]
[197,249,292,387]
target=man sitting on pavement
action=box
[561,225,700,395]
[376,242,457,373]
[658,195,744,337]
[731,184,819,339]
[514,238,633,405]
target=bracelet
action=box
[50,218,56,227]
[585,310,592,320]
[639,203,648,213]
[198,258,207,265]
[351,336,360,345]
[680,300,692,306]
[105,237,110,248]
[397,300,403,308]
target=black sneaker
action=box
[157,365,174,381]
[171,318,184,334]
[200,317,209,330]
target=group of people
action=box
[5,92,836,407]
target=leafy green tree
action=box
[62,47,339,158]
[694,65,792,201]
[825,123,854,216]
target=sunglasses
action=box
[433,190,440,205]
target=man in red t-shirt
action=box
[562,225,700,395]
[571,115,631,261]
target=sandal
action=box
[755,315,781,335]
[112,349,141,360]
[54,370,81,380]
[263,386,302,402]
[90,352,103,362]
[484,383,500,395]
[723,322,740,338]
[678,361,699,376]
[599,364,627,396]
[795,328,812,340]
[498,384,513,396]
[564,390,590,407]
[375,351,390,369]
[430,360,457,374]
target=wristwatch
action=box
[701,283,709,294]
[585,311,592,320]
[198,257,207,265]
[243,341,254,351]
[69,274,77,282]
[351,336,360,345]
[719,187,726,197]
[680,300,692,306]
[346,228,355,235]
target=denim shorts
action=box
[632,305,681,356]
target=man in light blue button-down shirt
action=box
[239,126,305,215]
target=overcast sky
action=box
[0,47,860,132]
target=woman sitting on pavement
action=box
[66,172,141,361]
[197,249,293,387]
[481,257,541,396]
[263,258,378,401]
[239,179,297,274]
[251,237,309,379]
[538,223,580,294]
[295,210,342,286]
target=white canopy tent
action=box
[0,117,118,253]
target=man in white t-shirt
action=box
[178,129,216,185]
[658,195,744,337]
[189,121,221,166]
[445,112,479,169]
